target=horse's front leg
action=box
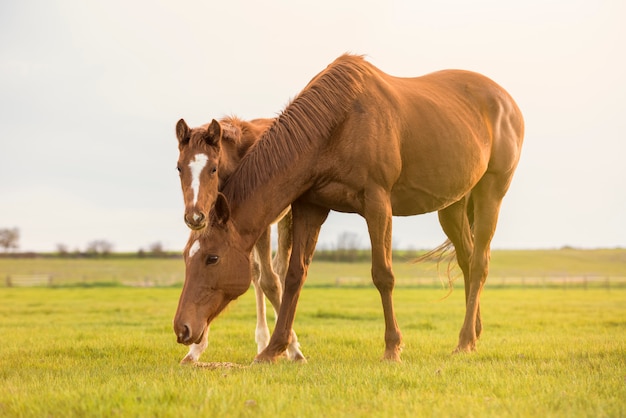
[255,224,304,361]
[254,201,329,363]
[364,189,402,362]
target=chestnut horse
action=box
[174,54,524,362]
[175,116,303,362]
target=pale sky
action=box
[1,0,625,252]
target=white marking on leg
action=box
[286,329,305,362]
[189,240,201,258]
[189,154,208,206]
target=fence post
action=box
[5,275,11,287]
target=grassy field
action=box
[0,286,625,415]
[1,248,625,287]
[0,251,625,416]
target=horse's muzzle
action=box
[174,322,205,345]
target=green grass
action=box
[1,285,625,417]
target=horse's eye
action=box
[210,166,217,175]
[176,165,182,174]
[206,255,219,265]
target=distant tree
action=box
[0,228,20,253]
[336,231,360,262]
[86,240,114,257]
[56,243,69,257]
[149,242,165,257]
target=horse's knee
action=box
[371,266,394,292]
[260,273,280,297]
[284,268,305,294]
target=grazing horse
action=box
[175,116,303,362]
[174,54,524,362]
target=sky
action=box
[1,0,625,253]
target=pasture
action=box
[0,251,625,417]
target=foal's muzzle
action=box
[184,211,206,230]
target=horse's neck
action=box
[229,162,312,252]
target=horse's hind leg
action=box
[255,226,305,361]
[437,196,483,338]
[456,174,507,352]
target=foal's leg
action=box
[250,254,271,354]
[456,175,506,352]
[255,201,329,363]
[273,209,293,284]
[180,326,209,364]
[255,225,304,361]
[363,190,402,362]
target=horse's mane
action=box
[222,54,371,205]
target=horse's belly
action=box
[390,171,480,216]
[390,188,454,216]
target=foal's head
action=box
[176,118,226,230]
[176,117,273,230]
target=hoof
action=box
[382,349,402,362]
[453,342,476,354]
[253,353,278,364]
[292,354,308,364]
[180,355,197,365]
[288,350,307,363]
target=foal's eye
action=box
[176,166,182,174]
[205,255,219,265]
[210,166,217,175]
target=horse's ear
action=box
[176,119,190,146]
[206,119,222,146]
[212,193,230,226]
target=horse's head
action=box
[176,118,225,230]
[173,193,252,346]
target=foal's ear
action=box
[206,119,222,146]
[212,193,230,226]
[176,119,190,145]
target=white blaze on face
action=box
[189,154,209,206]
[189,240,201,258]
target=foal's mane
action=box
[222,54,371,206]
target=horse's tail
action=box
[411,194,475,298]
[411,239,457,298]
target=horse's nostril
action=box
[177,323,192,344]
